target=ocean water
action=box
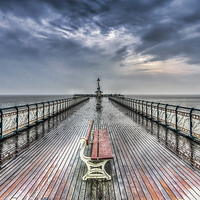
[0,95,72,109]
[125,94,200,109]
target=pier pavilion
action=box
[1,97,200,199]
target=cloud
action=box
[0,0,200,94]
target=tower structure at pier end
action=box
[95,78,103,110]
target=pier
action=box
[1,97,200,199]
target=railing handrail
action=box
[0,97,78,110]
[0,96,89,139]
[121,97,200,111]
[109,96,200,139]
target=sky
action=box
[1,0,200,95]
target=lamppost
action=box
[95,78,103,110]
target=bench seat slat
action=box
[86,120,94,145]
[98,129,113,160]
[91,130,98,160]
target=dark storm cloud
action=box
[1,0,200,94]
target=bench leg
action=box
[82,159,111,181]
[80,138,111,181]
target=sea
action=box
[0,95,72,109]
[126,94,200,109]
[0,94,200,109]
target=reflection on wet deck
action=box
[0,102,86,167]
[119,103,200,170]
[1,98,200,199]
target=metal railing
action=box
[0,96,89,139]
[109,96,200,139]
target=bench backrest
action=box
[86,119,94,145]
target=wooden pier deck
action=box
[1,98,200,199]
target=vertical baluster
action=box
[35,104,38,122]
[48,102,50,117]
[62,99,64,112]
[165,104,168,126]
[136,100,137,112]
[55,100,58,114]
[151,102,153,119]
[146,101,148,117]
[157,103,160,122]
[67,99,69,109]
[175,106,179,130]
[190,108,194,137]
[138,100,141,113]
[142,101,144,116]
[42,102,45,120]
[53,101,55,115]
[0,109,3,139]
[15,106,19,132]
[27,105,30,126]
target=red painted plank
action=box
[86,119,94,145]
[99,129,113,160]
[159,180,177,200]
[91,130,98,160]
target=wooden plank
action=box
[110,124,152,200]
[126,124,200,199]
[159,180,177,200]
[98,129,113,160]
[91,130,98,160]
[122,124,185,200]
[86,119,94,145]
[117,124,169,200]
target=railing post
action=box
[53,101,55,115]
[58,99,61,113]
[61,99,64,112]
[48,102,50,117]
[60,99,62,112]
[165,104,168,126]
[27,105,30,126]
[146,101,148,117]
[58,100,60,113]
[42,102,45,120]
[61,99,63,111]
[190,108,194,137]
[142,101,144,115]
[131,99,133,110]
[67,99,69,109]
[157,103,160,122]
[151,102,154,119]
[55,100,58,114]
[136,100,138,112]
[175,106,179,130]
[35,104,38,122]
[0,109,3,139]
[139,100,142,114]
[15,106,19,132]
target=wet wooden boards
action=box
[1,98,200,199]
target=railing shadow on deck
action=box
[110,100,200,171]
[0,99,89,168]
